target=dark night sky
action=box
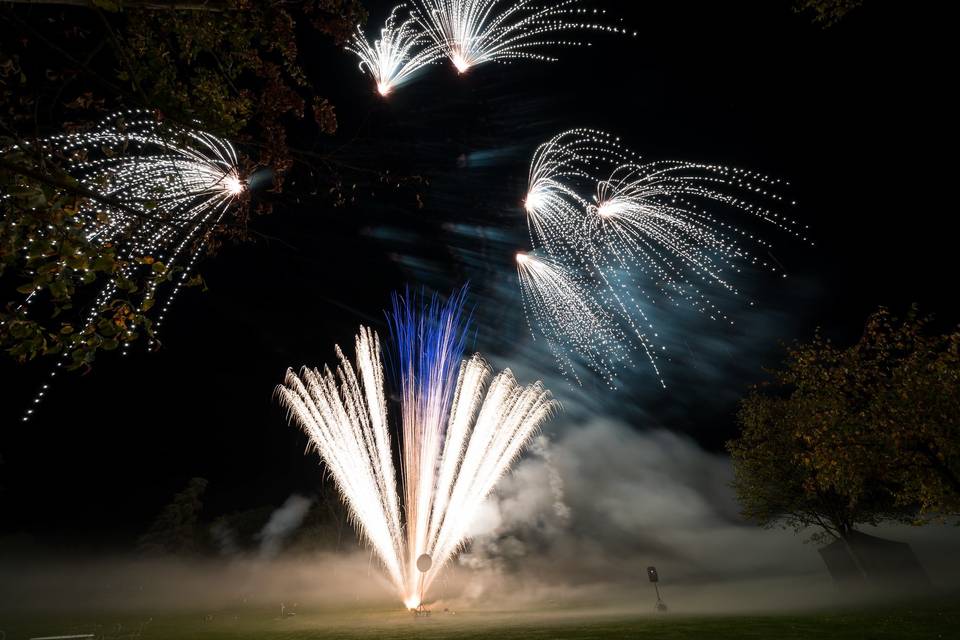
[1,1,955,549]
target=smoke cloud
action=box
[2,422,958,616]
[258,495,313,559]
[451,418,960,611]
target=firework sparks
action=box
[516,251,632,385]
[346,5,443,96]
[524,129,633,259]
[410,0,627,73]
[350,2,633,92]
[519,129,810,386]
[5,110,245,420]
[277,290,556,608]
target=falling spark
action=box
[277,290,556,608]
[520,129,810,386]
[346,5,443,96]
[516,252,632,385]
[5,110,245,420]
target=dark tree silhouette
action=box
[729,306,960,545]
[1,1,365,366]
[138,477,209,555]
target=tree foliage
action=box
[0,152,148,365]
[118,0,364,186]
[138,477,209,555]
[0,0,365,367]
[728,306,960,543]
[794,0,864,27]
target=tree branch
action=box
[1,12,129,100]
[0,155,179,230]
[93,6,151,106]
[3,1,228,10]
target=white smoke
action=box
[3,422,958,615]
[457,418,960,609]
[210,520,239,557]
[529,435,571,522]
[258,494,313,559]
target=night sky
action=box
[1,1,955,550]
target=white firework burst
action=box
[346,5,443,96]
[277,291,556,609]
[516,251,634,385]
[525,129,634,258]
[519,129,810,386]
[6,110,245,420]
[410,0,631,74]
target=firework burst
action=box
[410,0,627,73]
[346,5,443,96]
[277,289,556,608]
[520,129,810,386]
[5,110,245,419]
[516,251,631,385]
[350,2,632,92]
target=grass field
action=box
[2,601,958,640]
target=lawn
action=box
[2,602,957,640]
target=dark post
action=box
[647,566,668,612]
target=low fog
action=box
[2,418,957,617]
[456,420,960,610]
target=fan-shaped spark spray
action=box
[277,289,556,608]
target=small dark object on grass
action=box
[647,565,668,612]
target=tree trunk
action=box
[838,525,870,582]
